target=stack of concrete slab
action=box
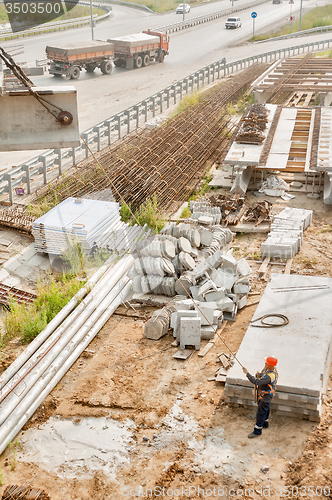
[261,207,313,259]
[225,273,332,421]
[33,197,121,255]
[189,200,222,225]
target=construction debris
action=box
[243,200,273,226]
[235,104,269,144]
[0,206,36,234]
[1,485,51,500]
[258,175,289,197]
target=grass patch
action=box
[179,205,192,218]
[168,90,203,119]
[251,4,332,41]
[320,224,332,232]
[119,194,165,233]
[3,274,85,344]
[104,0,201,14]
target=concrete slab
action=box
[226,274,332,402]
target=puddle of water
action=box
[19,416,135,479]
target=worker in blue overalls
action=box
[242,356,278,438]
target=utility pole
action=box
[90,0,94,40]
[182,0,185,21]
[299,0,303,31]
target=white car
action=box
[176,3,190,14]
[225,17,242,28]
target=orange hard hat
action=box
[265,356,278,366]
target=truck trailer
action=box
[46,40,114,79]
[107,30,169,69]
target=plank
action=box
[284,258,293,274]
[172,349,192,360]
[198,341,215,358]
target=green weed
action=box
[120,202,133,223]
[320,224,332,232]
[134,194,165,233]
[179,205,192,219]
[3,275,84,344]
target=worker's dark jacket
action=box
[246,367,278,402]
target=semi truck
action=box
[108,30,169,69]
[46,40,114,79]
[46,30,169,79]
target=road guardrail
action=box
[256,24,332,43]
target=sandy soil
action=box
[0,191,331,500]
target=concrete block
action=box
[233,284,250,294]
[170,312,177,329]
[223,304,238,322]
[210,268,235,292]
[197,280,217,299]
[236,258,252,277]
[174,309,198,341]
[198,215,214,225]
[199,228,214,246]
[206,249,224,269]
[201,325,216,340]
[177,237,192,254]
[237,294,248,309]
[194,305,215,326]
[190,285,200,301]
[221,256,238,275]
[216,297,236,313]
[179,251,196,270]
[205,288,226,302]
[180,317,201,350]
[175,298,195,311]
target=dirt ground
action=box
[0,192,332,500]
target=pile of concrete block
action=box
[144,302,177,340]
[189,200,222,225]
[170,297,223,350]
[261,207,313,259]
[131,222,233,296]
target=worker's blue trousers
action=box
[253,399,271,435]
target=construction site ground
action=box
[0,190,331,499]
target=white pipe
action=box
[0,279,132,455]
[0,256,133,424]
[0,254,119,390]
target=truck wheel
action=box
[101,60,113,74]
[86,63,96,73]
[159,52,165,63]
[70,66,80,79]
[143,54,150,67]
[135,55,143,69]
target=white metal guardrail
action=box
[2,37,332,204]
[256,24,332,43]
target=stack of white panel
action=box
[261,207,313,259]
[32,198,121,255]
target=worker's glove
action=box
[242,367,248,374]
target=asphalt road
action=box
[0,0,328,168]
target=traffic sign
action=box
[251,11,257,18]
[290,15,295,20]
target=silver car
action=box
[176,3,191,13]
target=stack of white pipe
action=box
[0,254,134,454]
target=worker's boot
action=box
[248,431,261,438]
